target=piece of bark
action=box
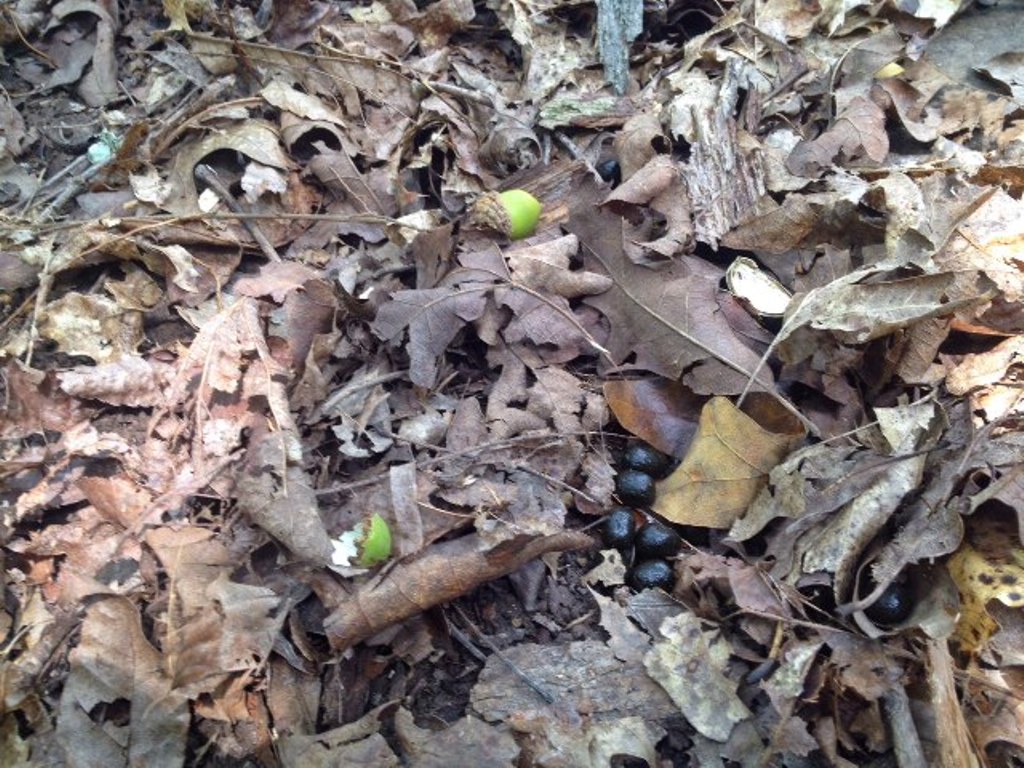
[323,531,594,651]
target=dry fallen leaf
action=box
[393,707,520,768]
[38,293,145,363]
[645,611,751,742]
[276,704,400,768]
[786,96,889,177]
[470,639,679,725]
[56,597,189,768]
[775,270,993,366]
[603,378,702,457]
[505,234,612,297]
[572,187,772,392]
[235,429,334,566]
[58,356,175,407]
[602,155,694,261]
[948,510,1024,655]
[654,395,805,529]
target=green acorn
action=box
[331,513,393,569]
[470,189,542,240]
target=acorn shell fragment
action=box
[725,257,792,326]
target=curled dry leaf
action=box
[613,111,666,180]
[601,155,694,261]
[776,270,993,366]
[276,704,400,767]
[3,360,83,438]
[479,117,541,176]
[58,356,174,407]
[506,234,613,298]
[164,121,293,214]
[147,525,287,695]
[794,429,933,598]
[945,335,1024,421]
[261,80,347,125]
[235,429,334,566]
[49,0,119,106]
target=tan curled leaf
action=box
[58,356,174,407]
[654,395,805,529]
[235,430,334,565]
[164,120,292,213]
[261,80,347,125]
[277,705,400,768]
[323,531,592,651]
[602,155,694,260]
[779,272,976,362]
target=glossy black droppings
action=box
[628,559,676,591]
[634,521,682,559]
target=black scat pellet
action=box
[621,442,673,480]
[615,469,656,508]
[864,581,913,625]
[602,506,637,550]
[628,559,675,591]
[634,521,682,559]
[595,158,621,186]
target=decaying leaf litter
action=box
[1,0,1023,765]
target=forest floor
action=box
[1,0,1024,766]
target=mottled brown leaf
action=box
[373,287,489,388]
[571,189,770,391]
[56,597,189,768]
[786,97,888,177]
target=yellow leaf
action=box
[947,514,1024,654]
